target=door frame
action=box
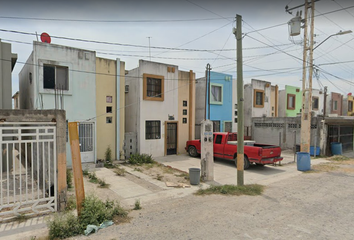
[164,121,178,156]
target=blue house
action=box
[195,71,233,137]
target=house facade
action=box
[342,93,354,116]
[311,89,324,116]
[125,60,195,157]
[244,79,278,137]
[0,39,17,109]
[326,92,343,116]
[195,71,233,137]
[95,57,125,160]
[19,41,97,166]
[278,85,302,117]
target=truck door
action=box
[214,134,224,158]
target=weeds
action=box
[88,172,99,184]
[82,168,89,176]
[65,195,76,211]
[133,200,142,210]
[195,184,264,196]
[134,167,142,172]
[98,179,110,188]
[156,174,163,181]
[128,153,154,165]
[66,169,73,189]
[329,155,350,161]
[114,167,126,176]
[104,146,115,168]
[47,195,128,239]
[14,213,29,223]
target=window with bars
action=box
[143,74,164,101]
[210,84,223,104]
[146,121,161,139]
[212,120,220,132]
[348,100,353,112]
[253,89,264,108]
[333,100,338,110]
[43,64,69,90]
[312,97,319,110]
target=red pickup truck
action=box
[185,132,283,169]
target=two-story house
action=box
[125,60,195,158]
[278,85,302,117]
[244,79,278,137]
[19,41,97,166]
[326,92,343,116]
[342,93,354,116]
[0,39,17,109]
[311,89,324,117]
[195,71,233,137]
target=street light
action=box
[313,30,352,50]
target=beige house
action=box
[96,57,125,160]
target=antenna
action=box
[147,37,152,61]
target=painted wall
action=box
[0,40,17,109]
[326,92,343,116]
[19,42,97,166]
[270,85,278,117]
[232,78,238,132]
[19,53,35,109]
[206,72,233,132]
[311,89,324,116]
[284,85,302,117]
[178,70,195,154]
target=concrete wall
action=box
[178,70,195,154]
[270,85,278,117]
[0,40,17,109]
[252,117,321,151]
[18,42,97,165]
[278,90,286,117]
[19,53,35,109]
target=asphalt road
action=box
[72,167,354,240]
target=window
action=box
[215,135,222,144]
[106,117,112,124]
[106,96,112,103]
[253,89,264,108]
[106,106,112,113]
[43,65,68,90]
[183,109,187,115]
[143,74,164,101]
[287,94,296,110]
[212,121,220,132]
[183,118,187,124]
[183,100,187,107]
[312,97,319,110]
[333,100,338,110]
[224,122,232,132]
[234,118,237,123]
[348,100,353,112]
[146,121,161,139]
[210,84,223,104]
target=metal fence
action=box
[0,122,57,222]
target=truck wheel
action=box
[188,146,198,157]
[235,155,250,170]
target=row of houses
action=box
[1,39,353,165]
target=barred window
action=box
[212,120,220,132]
[143,74,164,101]
[146,121,161,139]
[312,97,319,110]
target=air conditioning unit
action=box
[125,85,129,93]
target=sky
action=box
[1,0,354,97]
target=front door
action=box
[79,122,95,162]
[166,123,177,155]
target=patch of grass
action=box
[47,195,128,239]
[82,168,89,176]
[329,155,350,161]
[303,163,340,173]
[66,169,73,189]
[195,184,264,196]
[114,167,126,176]
[128,153,155,165]
[14,213,29,223]
[88,172,99,184]
[156,174,163,181]
[98,178,110,188]
[134,167,142,172]
[175,172,189,179]
[65,195,76,211]
[133,199,142,210]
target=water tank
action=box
[288,16,302,36]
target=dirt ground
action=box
[66,156,354,240]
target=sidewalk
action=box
[0,150,329,240]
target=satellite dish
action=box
[40,32,51,43]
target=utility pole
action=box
[147,37,152,61]
[205,64,211,120]
[234,14,244,186]
[323,86,328,119]
[300,0,315,153]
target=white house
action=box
[19,41,97,166]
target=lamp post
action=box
[313,30,352,50]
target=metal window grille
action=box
[146,121,161,139]
[147,77,162,98]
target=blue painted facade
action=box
[206,71,233,132]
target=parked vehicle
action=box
[185,132,283,169]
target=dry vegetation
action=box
[305,155,354,173]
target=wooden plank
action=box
[68,122,85,216]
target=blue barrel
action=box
[331,142,342,155]
[297,152,311,171]
[189,168,200,185]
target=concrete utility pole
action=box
[323,86,328,119]
[205,64,212,120]
[234,14,244,186]
[300,0,315,153]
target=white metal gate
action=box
[0,122,57,222]
[79,122,95,163]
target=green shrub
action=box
[82,168,89,176]
[66,169,73,189]
[104,146,114,168]
[128,153,154,165]
[65,195,76,211]
[48,212,81,239]
[133,199,141,210]
[195,184,264,196]
[88,172,99,184]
